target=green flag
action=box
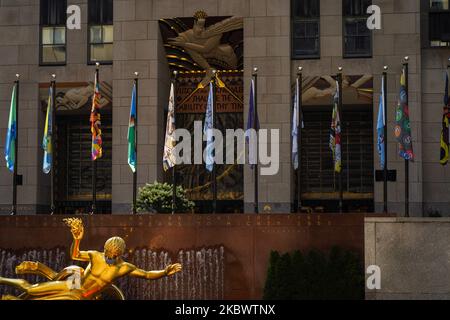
[5,84,17,172]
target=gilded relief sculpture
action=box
[168,10,243,87]
[0,218,182,300]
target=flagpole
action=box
[133,72,139,215]
[212,70,218,214]
[403,57,410,218]
[50,74,56,215]
[337,67,344,214]
[382,67,389,214]
[253,67,259,214]
[91,62,100,215]
[11,74,19,216]
[172,70,178,215]
[297,67,303,213]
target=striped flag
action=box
[42,86,53,174]
[395,66,414,161]
[204,83,214,172]
[4,84,17,172]
[246,79,259,167]
[292,78,304,170]
[329,81,342,173]
[128,82,137,172]
[90,71,103,161]
[377,76,386,170]
[163,83,176,171]
[440,71,450,165]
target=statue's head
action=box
[104,237,126,265]
[193,10,207,34]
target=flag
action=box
[163,83,176,171]
[377,76,386,170]
[204,83,214,172]
[246,79,260,168]
[440,71,450,165]
[42,86,53,174]
[394,66,414,161]
[4,84,17,172]
[128,82,137,173]
[90,71,103,161]
[292,78,304,170]
[329,80,342,173]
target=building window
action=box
[40,0,67,65]
[430,0,450,47]
[343,0,372,58]
[292,0,320,59]
[88,0,113,64]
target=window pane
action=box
[40,0,67,25]
[89,0,114,24]
[293,0,320,18]
[42,45,66,63]
[344,0,371,16]
[42,27,54,45]
[90,43,113,62]
[54,27,66,45]
[90,26,103,43]
[430,0,449,10]
[103,25,114,43]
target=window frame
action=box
[291,0,321,60]
[87,0,113,65]
[39,0,67,66]
[342,0,373,59]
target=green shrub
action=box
[263,247,364,300]
[136,182,195,214]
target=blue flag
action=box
[42,86,53,174]
[246,79,260,167]
[128,83,137,173]
[292,78,304,170]
[5,84,17,172]
[377,76,386,170]
[204,83,214,172]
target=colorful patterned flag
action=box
[292,78,304,170]
[377,76,386,170]
[42,86,53,174]
[246,79,260,168]
[163,83,177,172]
[204,83,214,173]
[128,82,137,173]
[440,71,450,166]
[4,84,17,172]
[394,66,414,161]
[90,71,103,161]
[329,80,342,173]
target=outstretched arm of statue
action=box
[129,263,182,280]
[63,218,90,262]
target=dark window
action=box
[343,0,372,58]
[88,0,113,64]
[292,0,320,59]
[429,0,450,47]
[40,0,67,65]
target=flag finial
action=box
[252,67,258,75]
[134,72,139,77]
[15,74,20,79]
[173,70,178,76]
[383,66,388,71]
[447,57,450,67]
[404,56,409,62]
[96,62,100,68]
[51,74,56,80]
[298,66,303,72]
[338,67,343,72]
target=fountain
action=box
[0,246,225,300]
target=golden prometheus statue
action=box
[168,10,243,87]
[0,218,182,300]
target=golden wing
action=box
[203,16,243,38]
